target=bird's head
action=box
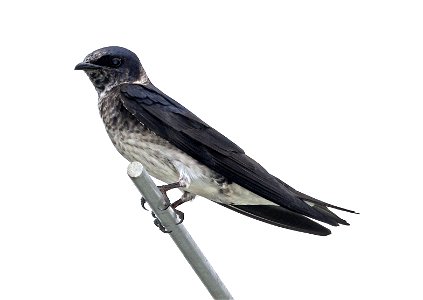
[75,46,149,95]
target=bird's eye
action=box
[111,57,122,67]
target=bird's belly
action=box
[106,128,273,206]
[108,130,180,181]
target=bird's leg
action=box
[171,191,196,209]
[140,182,183,211]
[159,182,185,192]
[171,192,196,225]
[145,182,191,231]
[157,182,186,210]
[150,191,195,229]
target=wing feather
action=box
[119,83,350,226]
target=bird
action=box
[75,46,357,236]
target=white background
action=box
[1,1,422,299]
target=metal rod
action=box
[127,162,233,300]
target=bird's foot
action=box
[153,218,172,233]
[173,209,184,225]
[171,191,195,208]
[140,197,149,211]
[147,186,192,231]
[170,192,195,224]
[151,212,172,233]
[157,182,185,210]
[152,208,184,226]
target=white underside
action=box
[109,130,276,206]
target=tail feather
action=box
[216,177,358,234]
[272,175,359,217]
[309,203,350,226]
[217,203,332,236]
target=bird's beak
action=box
[74,62,101,71]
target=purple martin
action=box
[75,46,357,236]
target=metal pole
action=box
[127,162,233,300]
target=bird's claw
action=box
[153,218,172,233]
[140,197,149,211]
[174,209,184,225]
[143,183,188,231]
[152,209,183,226]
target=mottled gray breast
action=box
[99,88,148,139]
[97,88,222,186]
[98,88,178,178]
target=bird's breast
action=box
[98,92,215,185]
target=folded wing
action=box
[119,83,355,229]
